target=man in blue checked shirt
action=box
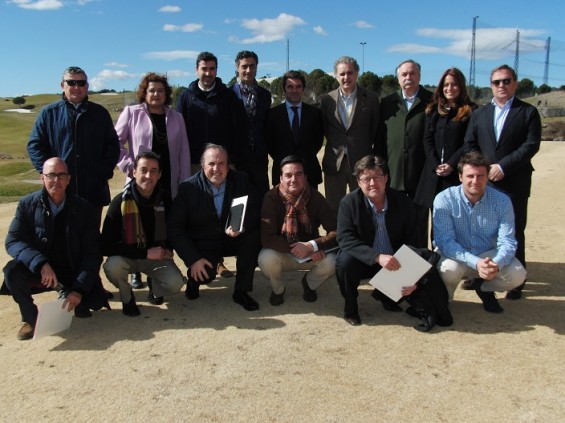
[433,151,526,313]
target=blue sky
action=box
[1,0,564,97]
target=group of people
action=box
[3,51,540,340]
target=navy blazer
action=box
[464,97,541,198]
[266,102,324,186]
[337,188,417,266]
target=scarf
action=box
[278,183,312,243]
[121,181,167,247]
[238,78,257,119]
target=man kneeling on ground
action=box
[259,155,337,306]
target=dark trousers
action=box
[187,228,261,292]
[335,251,379,317]
[511,195,528,291]
[3,260,53,324]
[236,161,269,199]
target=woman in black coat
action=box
[414,68,476,209]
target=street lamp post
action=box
[360,42,367,74]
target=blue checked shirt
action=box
[432,185,517,270]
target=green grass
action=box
[0,160,39,202]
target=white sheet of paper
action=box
[290,246,339,263]
[33,298,73,340]
[369,244,432,302]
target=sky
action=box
[1,0,565,97]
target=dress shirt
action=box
[338,88,356,130]
[207,180,226,218]
[285,101,302,127]
[403,89,419,110]
[433,185,517,270]
[366,197,394,255]
[492,97,514,142]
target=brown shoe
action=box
[217,262,234,278]
[17,322,34,340]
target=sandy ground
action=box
[0,142,564,422]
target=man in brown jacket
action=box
[259,156,337,306]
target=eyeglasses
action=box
[491,78,512,87]
[65,79,87,87]
[358,174,385,184]
[44,172,69,181]
[147,88,165,95]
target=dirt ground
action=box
[0,142,563,422]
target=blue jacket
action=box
[27,97,120,206]
[5,189,104,301]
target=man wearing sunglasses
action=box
[463,64,541,300]
[27,66,120,228]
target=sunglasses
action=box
[65,79,87,87]
[491,78,512,87]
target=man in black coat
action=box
[464,64,541,299]
[266,70,324,188]
[167,144,262,311]
[3,158,109,340]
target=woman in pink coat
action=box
[115,73,190,289]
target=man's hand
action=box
[290,242,313,259]
[376,254,401,271]
[310,250,326,263]
[225,226,241,238]
[436,163,453,177]
[147,246,173,260]
[476,257,499,281]
[62,291,82,312]
[488,164,504,182]
[190,258,213,282]
[401,284,417,296]
[40,263,59,289]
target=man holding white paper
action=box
[168,144,262,311]
[335,155,418,326]
[3,158,109,340]
[259,156,337,306]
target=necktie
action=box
[291,106,300,144]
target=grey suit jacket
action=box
[320,85,380,175]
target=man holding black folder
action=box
[168,144,262,311]
[259,156,337,306]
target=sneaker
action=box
[130,272,144,289]
[122,295,141,317]
[147,291,164,305]
[17,322,34,340]
[301,274,317,302]
[269,289,285,306]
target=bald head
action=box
[42,157,68,174]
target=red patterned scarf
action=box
[278,183,311,243]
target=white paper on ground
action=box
[33,298,73,340]
[369,244,432,302]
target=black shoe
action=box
[301,274,317,302]
[232,291,259,311]
[269,289,285,306]
[405,306,426,319]
[344,314,362,326]
[185,279,200,300]
[475,289,504,314]
[104,289,114,300]
[505,288,522,300]
[74,303,92,318]
[147,291,164,305]
[371,289,402,312]
[122,295,141,317]
[130,272,144,289]
[414,313,436,332]
[461,278,483,290]
[217,262,234,278]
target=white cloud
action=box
[89,69,137,91]
[159,5,181,13]
[232,13,306,44]
[163,69,191,78]
[163,23,203,32]
[8,0,63,10]
[143,50,200,61]
[353,20,374,29]
[388,27,546,60]
[313,25,327,36]
[105,62,129,68]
